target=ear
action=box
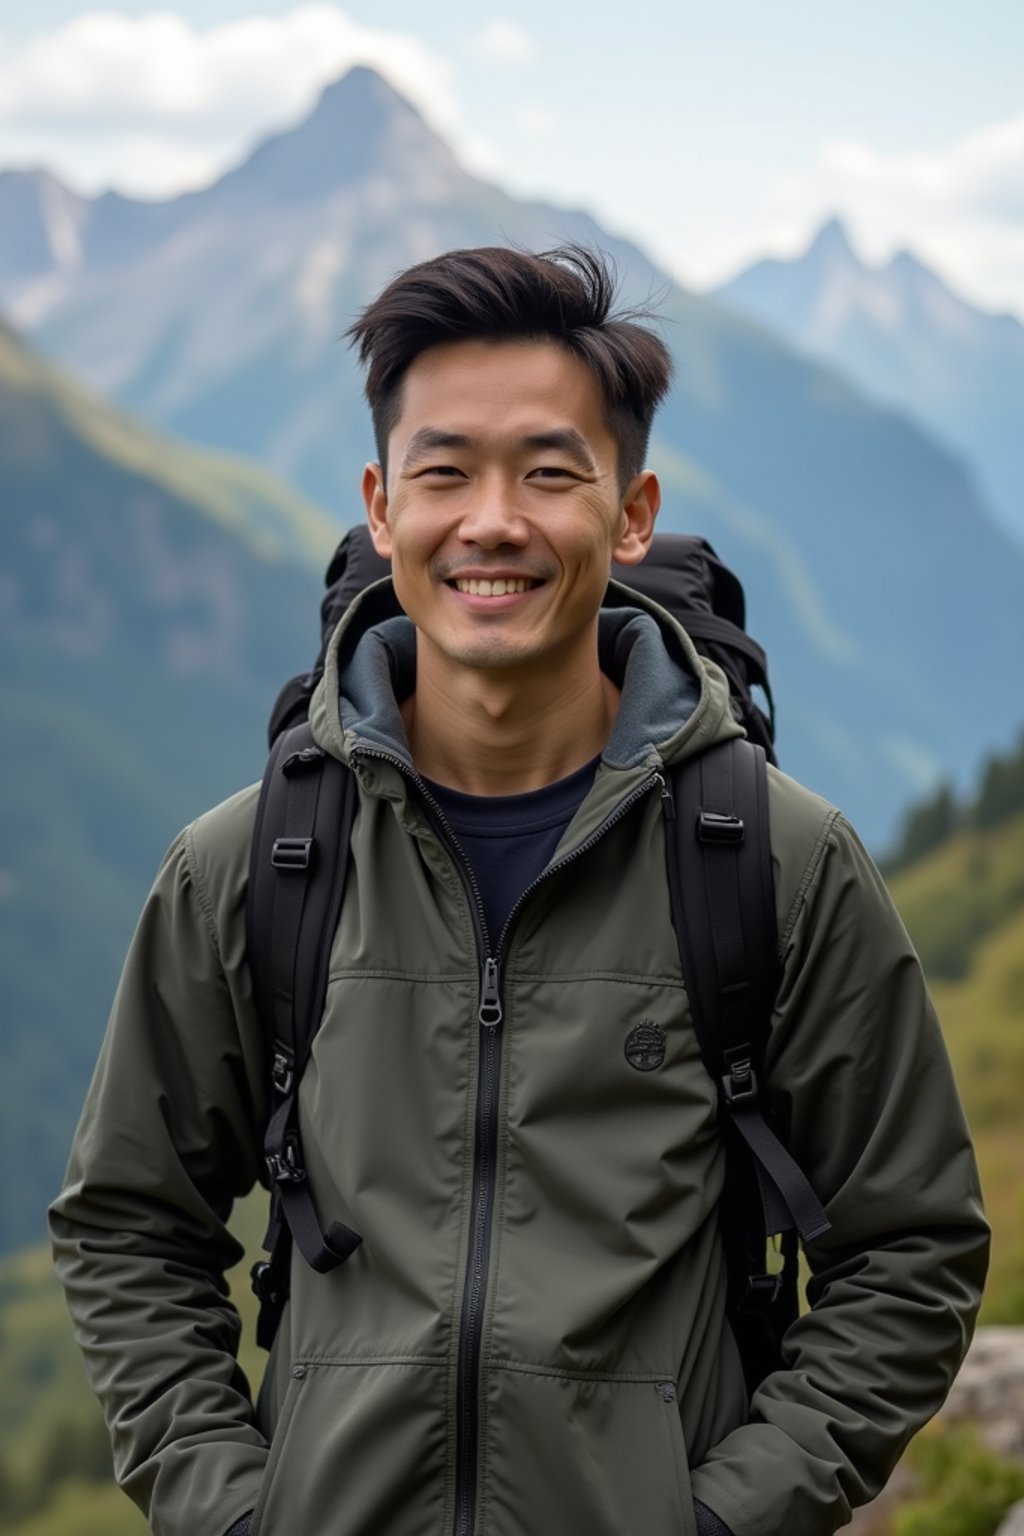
[613,471,660,566]
[362,462,392,558]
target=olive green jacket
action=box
[50,583,989,1536]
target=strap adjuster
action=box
[266,1137,307,1185]
[282,745,325,775]
[272,837,313,871]
[723,1059,759,1106]
[697,810,745,845]
[251,1260,280,1305]
[271,1048,294,1096]
[738,1272,783,1314]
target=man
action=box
[51,246,988,1536]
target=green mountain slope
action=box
[0,317,336,567]
[885,768,1024,1322]
[0,320,339,1252]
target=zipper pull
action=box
[655,771,676,821]
[478,958,503,1028]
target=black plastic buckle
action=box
[738,1272,783,1314]
[282,745,325,776]
[272,836,314,871]
[722,1059,759,1106]
[697,810,745,846]
[271,1048,294,1097]
[250,1259,279,1304]
[266,1138,307,1185]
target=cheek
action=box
[558,510,622,576]
[386,519,450,613]
[387,509,436,564]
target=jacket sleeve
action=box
[688,807,990,1536]
[49,806,269,1536]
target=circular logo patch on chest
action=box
[624,1022,666,1072]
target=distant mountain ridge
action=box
[1,66,1023,852]
[714,217,1024,546]
[0,69,467,320]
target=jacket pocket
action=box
[248,1357,448,1536]
[250,1362,308,1536]
[484,1365,698,1536]
[659,1381,699,1536]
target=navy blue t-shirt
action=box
[424,756,600,952]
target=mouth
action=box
[447,576,542,597]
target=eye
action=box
[416,464,466,479]
[528,466,576,480]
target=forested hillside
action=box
[0,319,337,1251]
[884,732,1024,1326]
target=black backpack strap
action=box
[664,738,831,1383]
[246,721,362,1349]
[675,613,775,743]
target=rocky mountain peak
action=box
[213,64,466,209]
[803,215,861,272]
[883,246,957,307]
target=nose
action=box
[456,478,529,548]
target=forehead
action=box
[391,338,613,450]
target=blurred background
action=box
[1,4,1023,1533]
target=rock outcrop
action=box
[943,1326,1024,1461]
[850,1326,1024,1536]
[998,1502,1024,1536]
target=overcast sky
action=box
[2,1,1022,317]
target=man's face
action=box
[363,338,659,682]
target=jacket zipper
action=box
[455,954,502,1536]
[354,746,662,1536]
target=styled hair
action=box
[346,245,673,491]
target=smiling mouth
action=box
[448,577,542,597]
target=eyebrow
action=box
[401,428,474,469]
[521,430,598,474]
[400,426,598,474]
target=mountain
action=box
[0,318,338,1252]
[714,217,1024,547]
[0,170,91,312]
[0,68,467,328]
[2,69,1024,849]
[0,69,469,321]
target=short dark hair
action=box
[346,245,673,492]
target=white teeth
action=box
[454,578,532,596]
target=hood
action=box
[308,577,743,775]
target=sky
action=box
[1,1,1023,316]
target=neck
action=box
[404,641,619,796]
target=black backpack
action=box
[246,529,830,1391]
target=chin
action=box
[430,627,541,670]
[447,644,534,671]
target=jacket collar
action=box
[309,577,741,774]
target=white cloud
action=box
[468,20,535,63]
[818,115,1024,226]
[763,111,1024,317]
[0,6,458,196]
[515,105,555,140]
